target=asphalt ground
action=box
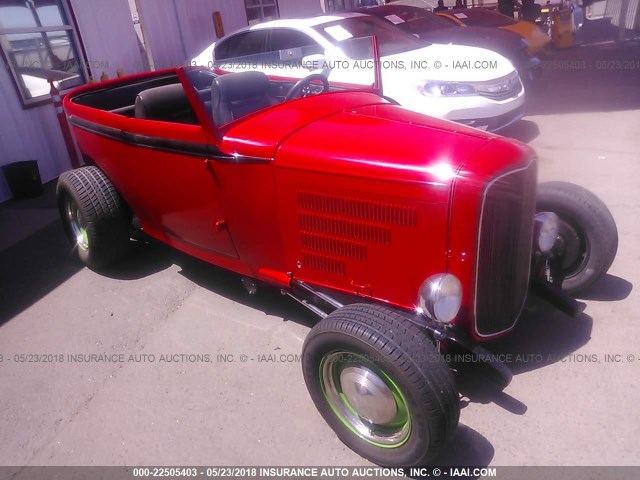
[0,38,639,474]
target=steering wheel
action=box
[285,74,330,101]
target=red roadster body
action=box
[58,66,617,466]
[64,67,535,340]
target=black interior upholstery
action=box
[73,74,178,113]
[134,83,199,124]
[211,71,278,126]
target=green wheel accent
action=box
[302,304,460,466]
[319,351,412,449]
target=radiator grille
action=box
[475,161,537,336]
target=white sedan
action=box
[192,13,525,131]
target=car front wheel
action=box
[536,181,618,293]
[302,304,459,466]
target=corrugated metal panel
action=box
[606,0,640,29]
[138,0,323,68]
[278,0,323,18]
[70,0,143,77]
[177,0,249,61]
[137,0,249,68]
[135,0,185,69]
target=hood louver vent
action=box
[301,232,367,260]
[296,192,417,276]
[299,214,391,245]
[303,254,346,276]
[297,192,417,226]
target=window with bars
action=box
[0,0,87,106]
[244,0,280,26]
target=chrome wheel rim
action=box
[65,197,89,251]
[320,351,411,448]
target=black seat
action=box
[210,71,277,126]
[135,83,199,124]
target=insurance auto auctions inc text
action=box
[201,466,497,477]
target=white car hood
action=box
[382,43,516,82]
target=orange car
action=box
[436,8,551,54]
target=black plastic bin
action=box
[2,160,43,200]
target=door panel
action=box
[104,119,239,259]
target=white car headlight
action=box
[534,212,560,253]
[417,274,463,325]
[418,81,476,97]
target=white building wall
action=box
[137,0,249,69]
[71,0,144,78]
[0,67,72,201]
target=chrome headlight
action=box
[534,212,560,253]
[418,81,476,96]
[417,274,463,324]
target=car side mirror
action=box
[302,54,331,78]
[279,47,303,62]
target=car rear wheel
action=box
[57,166,131,269]
[302,304,459,466]
[536,181,618,293]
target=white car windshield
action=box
[312,16,426,59]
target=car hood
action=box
[379,43,516,82]
[418,27,526,59]
[221,91,389,159]
[274,100,498,202]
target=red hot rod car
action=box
[58,65,617,466]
